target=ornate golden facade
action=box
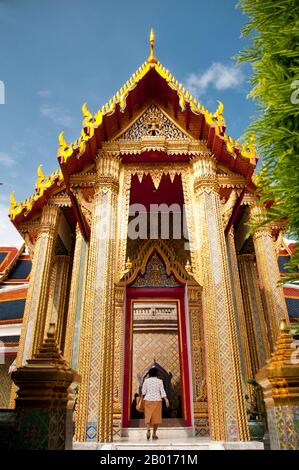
[6,31,295,447]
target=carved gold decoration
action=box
[256,320,299,450]
[20,231,38,259]
[221,190,239,229]
[11,33,258,224]
[187,283,209,435]
[147,27,157,65]
[102,138,209,157]
[75,156,120,443]
[70,167,97,186]
[181,167,202,284]
[112,286,125,433]
[9,205,60,408]
[192,157,249,441]
[18,205,60,359]
[54,32,255,167]
[116,167,131,280]
[44,258,58,341]
[64,227,87,365]
[17,218,41,257]
[48,191,72,207]
[218,175,246,189]
[72,188,94,226]
[249,205,289,349]
[50,255,71,349]
[9,168,64,221]
[185,259,192,274]
[119,238,193,287]
[131,252,180,287]
[119,104,189,141]
[238,254,271,371]
[241,191,259,208]
[227,228,253,396]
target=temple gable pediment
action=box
[115,104,194,142]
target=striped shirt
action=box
[142,377,167,401]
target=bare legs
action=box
[152,424,158,439]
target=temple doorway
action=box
[131,301,182,421]
[120,244,194,429]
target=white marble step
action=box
[74,438,264,451]
[118,427,194,440]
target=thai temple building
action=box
[0,31,298,449]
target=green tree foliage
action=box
[237,0,299,280]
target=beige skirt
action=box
[144,400,162,425]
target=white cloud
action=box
[0,202,24,247]
[186,62,244,96]
[37,89,51,97]
[0,152,16,168]
[40,104,72,127]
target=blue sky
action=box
[0,0,256,245]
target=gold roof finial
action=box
[147,28,157,65]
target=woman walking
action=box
[142,367,169,440]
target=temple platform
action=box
[74,428,264,450]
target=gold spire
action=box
[147,28,157,65]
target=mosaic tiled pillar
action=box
[250,206,289,350]
[9,205,60,408]
[50,255,71,350]
[192,156,249,441]
[227,228,253,391]
[187,283,209,436]
[256,320,299,450]
[64,226,88,368]
[238,254,270,373]
[112,286,125,434]
[44,258,59,339]
[16,205,61,365]
[75,154,120,443]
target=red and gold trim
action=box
[122,287,192,428]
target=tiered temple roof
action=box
[8,29,258,227]
[0,246,31,354]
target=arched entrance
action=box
[119,240,197,428]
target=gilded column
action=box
[9,204,60,407]
[64,225,88,368]
[112,286,125,434]
[44,259,58,340]
[250,205,289,349]
[17,204,60,363]
[49,255,71,350]
[116,167,131,278]
[256,320,299,450]
[238,254,270,372]
[227,228,253,390]
[187,283,209,436]
[76,153,120,443]
[192,156,249,441]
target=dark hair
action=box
[148,367,158,377]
